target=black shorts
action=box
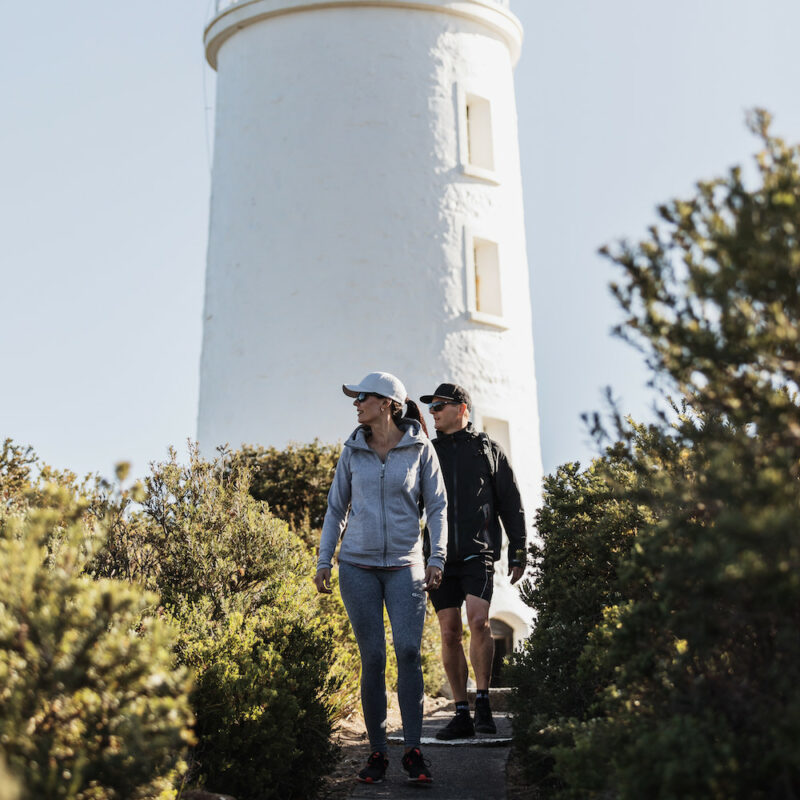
[429,558,494,612]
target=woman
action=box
[314,371,447,785]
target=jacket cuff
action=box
[427,556,444,572]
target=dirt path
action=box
[320,695,516,800]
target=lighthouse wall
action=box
[199,1,542,630]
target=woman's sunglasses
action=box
[355,392,384,402]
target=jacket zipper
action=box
[380,456,388,566]
[452,439,459,560]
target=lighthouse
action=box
[199,0,542,645]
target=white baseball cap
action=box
[342,372,407,404]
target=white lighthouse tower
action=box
[199,0,542,645]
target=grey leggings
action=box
[338,561,427,752]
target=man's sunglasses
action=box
[355,392,385,402]
[428,401,461,412]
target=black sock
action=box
[476,690,489,701]
[455,701,469,715]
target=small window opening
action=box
[473,239,502,317]
[482,417,511,457]
[466,94,494,171]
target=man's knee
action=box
[437,609,463,648]
[440,627,463,649]
[465,599,491,634]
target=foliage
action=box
[0,474,193,800]
[2,441,355,798]
[233,440,341,549]
[171,601,339,800]
[1,427,444,797]
[0,440,37,512]
[143,447,314,615]
[511,112,800,798]
[506,454,639,790]
[91,447,347,798]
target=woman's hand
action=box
[424,565,442,591]
[314,568,332,594]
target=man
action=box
[419,383,527,739]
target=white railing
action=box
[214,0,510,13]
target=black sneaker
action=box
[401,747,432,784]
[357,750,388,783]
[434,710,475,740]
[474,696,497,734]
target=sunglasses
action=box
[428,401,461,412]
[355,392,384,402]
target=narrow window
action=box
[482,417,511,457]
[465,94,494,171]
[473,238,502,317]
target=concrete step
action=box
[467,686,512,711]
[388,710,511,747]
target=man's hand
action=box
[314,567,332,594]
[508,564,524,585]
[424,565,442,591]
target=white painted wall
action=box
[199,0,541,635]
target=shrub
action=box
[92,446,348,798]
[0,439,37,513]
[506,446,649,792]
[509,113,800,798]
[234,441,341,550]
[578,112,800,800]
[172,601,339,800]
[0,485,193,800]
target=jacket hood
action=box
[345,418,427,452]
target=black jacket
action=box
[431,423,526,566]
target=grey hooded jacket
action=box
[317,419,447,571]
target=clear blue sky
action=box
[2,1,800,481]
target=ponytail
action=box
[390,398,429,437]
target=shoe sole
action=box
[435,724,475,741]
[356,776,385,784]
[407,776,433,785]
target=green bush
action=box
[91,446,348,798]
[2,434,442,797]
[506,442,653,792]
[0,440,37,513]
[172,601,339,800]
[0,484,193,800]
[509,113,800,798]
[581,112,800,800]
[234,441,341,550]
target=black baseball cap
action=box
[419,383,472,409]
